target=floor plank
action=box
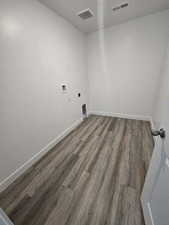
[0,115,154,225]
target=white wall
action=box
[0,0,88,186]
[87,10,169,120]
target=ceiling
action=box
[38,0,169,33]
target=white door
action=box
[141,133,169,225]
[141,40,169,225]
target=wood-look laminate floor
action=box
[0,115,154,225]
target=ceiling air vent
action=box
[77,9,94,20]
[112,2,128,12]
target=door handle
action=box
[152,128,166,138]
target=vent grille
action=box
[78,9,94,20]
[112,2,128,12]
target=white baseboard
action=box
[89,111,151,122]
[0,118,83,193]
[147,203,155,225]
[141,201,155,225]
[150,118,156,130]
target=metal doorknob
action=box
[152,128,166,138]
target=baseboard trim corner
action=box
[89,111,151,122]
[0,118,83,193]
[150,118,156,130]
